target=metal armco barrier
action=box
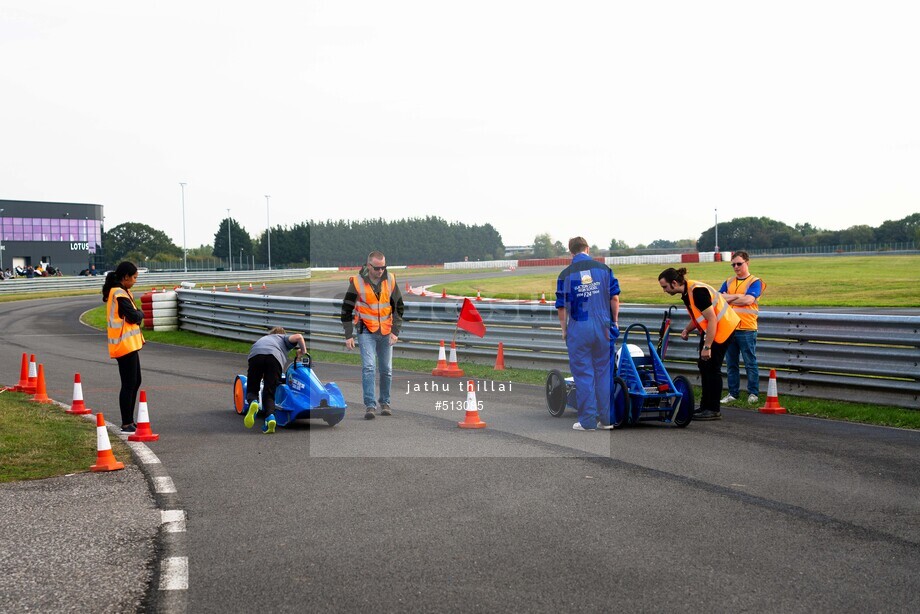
[0,269,310,295]
[176,290,920,409]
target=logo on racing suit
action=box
[580,270,594,285]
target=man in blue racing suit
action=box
[555,237,621,431]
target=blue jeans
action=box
[358,331,393,409]
[726,329,759,396]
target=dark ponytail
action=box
[658,267,688,285]
[102,261,139,301]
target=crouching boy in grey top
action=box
[244,327,307,433]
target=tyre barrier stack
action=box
[141,290,179,332]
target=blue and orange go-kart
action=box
[232,353,347,427]
[545,322,694,428]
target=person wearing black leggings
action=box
[102,262,146,433]
[658,267,740,421]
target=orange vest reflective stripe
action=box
[724,275,765,331]
[352,273,395,335]
[686,279,740,344]
[106,288,145,358]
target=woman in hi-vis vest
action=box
[102,261,146,433]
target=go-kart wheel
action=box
[546,369,568,417]
[233,376,246,415]
[671,375,694,427]
[610,376,630,428]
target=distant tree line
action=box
[696,213,920,251]
[102,212,917,266]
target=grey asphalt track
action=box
[1,294,919,613]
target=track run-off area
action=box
[1,274,919,612]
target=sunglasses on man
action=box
[369,265,387,272]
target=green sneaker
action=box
[244,401,259,429]
[262,414,277,434]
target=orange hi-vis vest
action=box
[352,273,396,335]
[686,279,740,344]
[724,275,765,331]
[106,287,145,358]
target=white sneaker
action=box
[747,394,759,404]
[573,422,596,431]
[720,394,737,404]
[598,423,615,430]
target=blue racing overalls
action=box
[555,253,621,429]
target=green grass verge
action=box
[430,255,920,307]
[0,391,133,483]
[82,305,920,429]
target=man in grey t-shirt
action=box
[244,327,307,433]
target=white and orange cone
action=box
[432,341,449,376]
[539,292,547,304]
[444,341,464,377]
[66,373,92,415]
[90,413,125,472]
[24,354,38,395]
[236,283,242,291]
[758,369,788,414]
[458,380,486,429]
[476,290,483,302]
[261,282,267,290]
[129,390,160,441]
[248,283,254,291]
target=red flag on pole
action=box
[457,298,486,338]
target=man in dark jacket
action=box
[341,251,405,420]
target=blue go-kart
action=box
[545,322,694,428]
[233,353,347,427]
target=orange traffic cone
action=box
[212,285,217,292]
[445,341,464,377]
[24,354,38,394]
[248,283,254,291]
[30,364,54,404]
[66,373,92,415]
[494,342,505,371]
[458,380,486,429]
[441,288,447,299]
[236,283,242,291]
[758,369,788,414]
[90,413,125,472]
[476,290,483,302]
[129,390,159,442]
[261,282,267,290]
[432,341,449,376]
[225,284,229,291]
[539,292,547,304]
[13,353,29,392]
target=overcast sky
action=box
[2,1,918,255]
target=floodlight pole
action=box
[227,209,232,272]
[180,182,187,272]
[714,208,719,253]
[265,195,271,270]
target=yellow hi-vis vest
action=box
[724,275,765,331]
[686,279,740,344]
[106,287,145,358]
[351,273,396,335]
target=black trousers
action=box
[115,350,142,426]
[697,333,732,412]
[246,354,282,417]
